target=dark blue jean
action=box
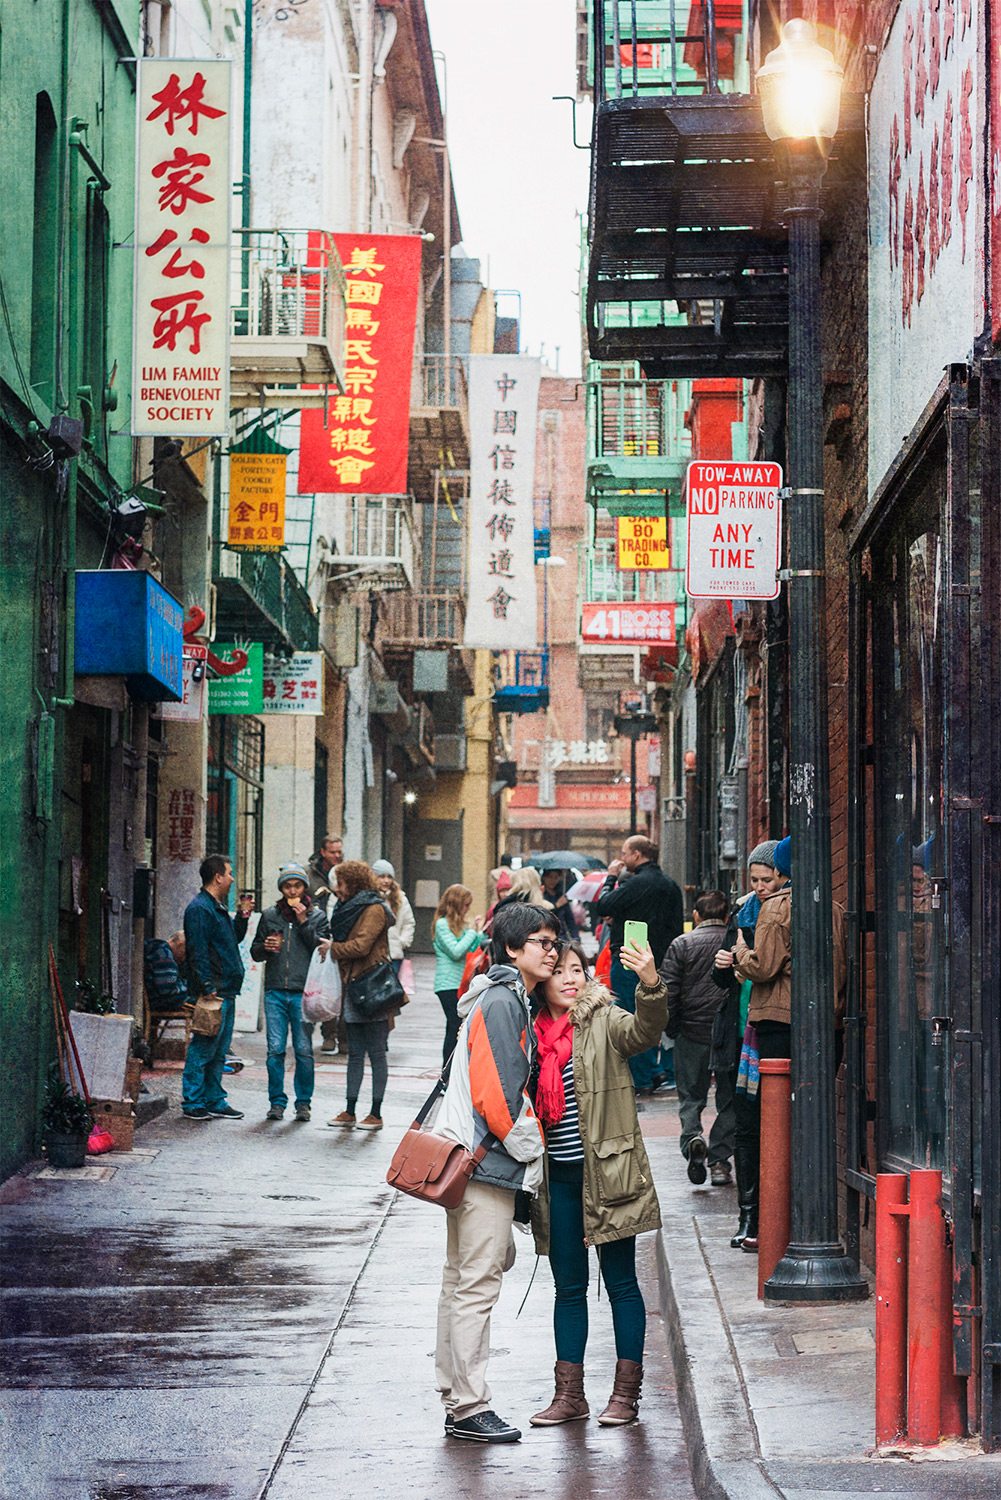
[264,989,314,1109]
[547,1157,645,1364]
[182,996,236,1112]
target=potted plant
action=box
[74,978,116,1014]
[42,1073,94,1168]
[70,979,132,1100]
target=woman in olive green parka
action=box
[529,938,667,1430]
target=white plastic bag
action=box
[301,948,342,1023]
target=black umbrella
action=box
[526,852,606,872]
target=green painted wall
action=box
[0,0,139,1181]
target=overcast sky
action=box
[423,0,592,377]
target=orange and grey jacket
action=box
[437,963,545,1194]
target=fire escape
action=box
[585,0,864,379]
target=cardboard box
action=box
[90,1098,136,1152]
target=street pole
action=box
[630,733,638,834]
[763,137,866,1303]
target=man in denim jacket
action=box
[181,854,248,1121]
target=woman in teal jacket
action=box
[432,883,488,1066]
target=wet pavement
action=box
[0,956,695,1500]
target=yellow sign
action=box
[616,516,670,571]
[227,453,287,550]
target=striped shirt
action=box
[545,1058,585,1163]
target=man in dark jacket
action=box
[251,862,330,1122]
[594,835,684,1091]
[661,890,735,1185]
[307,833,342,911]
[182,854,249,1121]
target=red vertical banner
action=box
[298,234,422,494]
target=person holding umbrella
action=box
[539,868,580,943]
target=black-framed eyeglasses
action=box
[524,937,560,954]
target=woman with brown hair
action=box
[432,883,488,1067]
[323,860,394,1131]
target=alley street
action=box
[0,957,695,1500]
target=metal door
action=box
[405,814,464,955]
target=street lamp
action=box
[757,21,867,1303]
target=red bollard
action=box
[875,1173,909,1445]
[758,1059,791,1299]
[939,1227,966,1438]
[907,1169,943,1445]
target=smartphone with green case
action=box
[623,919,648,952]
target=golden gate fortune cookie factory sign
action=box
[132,59,232,436]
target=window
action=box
[30,93,58,409]
[870,460,948,1169]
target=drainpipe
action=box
[242,0,252,231]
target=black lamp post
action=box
[614,705,657,834]
[757,20,867,1302]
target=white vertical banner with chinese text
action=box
[868,0,980,494]
[132,59,232,436]
[464,356,541,650]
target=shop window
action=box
[870,468,948,1169]
[206,716,264,907]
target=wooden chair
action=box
[143,982,192,1063]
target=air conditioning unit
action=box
[435,734,466,771]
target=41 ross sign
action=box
[685,461,782,600]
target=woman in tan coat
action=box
[322,860,393,1131]
[529,937,667,1429]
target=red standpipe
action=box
[907,1169,943,1445]
[757,1059,791,1299]
[874,1173,909,1445]
[939,1227,967,1438]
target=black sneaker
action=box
[444,1413,455,1436]
[182,1108,211,1120]
[687,1136,708,1184]
[450,1410,521,1443]
[205,1105,244,1120]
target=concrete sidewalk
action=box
[643,1099,1001,1499]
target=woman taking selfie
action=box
[529,936,667,1428]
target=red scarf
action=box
[534,1009,574,1125]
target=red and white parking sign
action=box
[685,461,782,600]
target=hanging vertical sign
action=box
[297,234,422,494]
[208,643,264,714]
[132,58,232,436]
[261,653,324,714]
[616,516,670,570]
[226,430,291,551]
[463,355,541,650]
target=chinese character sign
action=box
[228,453,287,550]
[298,235,422,494]
[869,0,977,492]
[464,355,541,651]
[581,602,676,645]
[166,787,199,863]
[261,653,324,715]
[132,59,232,436]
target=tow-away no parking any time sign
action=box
[685,461,782,600]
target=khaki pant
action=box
[435,1179,515,1420]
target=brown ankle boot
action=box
[529,1361,589,1425]
[596,1358,643,1425]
